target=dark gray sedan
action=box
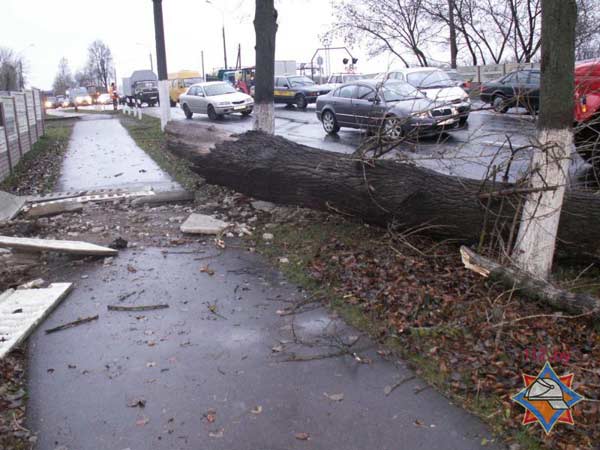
[315,80,462,138]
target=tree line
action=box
[52,40,114,95]
[326,0,600,68]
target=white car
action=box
[377,68,471,125]
[179,81,254,120]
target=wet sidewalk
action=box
[57,116,179,192]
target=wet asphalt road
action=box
[145,103,591,182]
[25,116,501,449]
[27,247,500,450]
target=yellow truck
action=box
[168,70,204,106]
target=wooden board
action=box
[0,236,118,256]
[0,283,73,359]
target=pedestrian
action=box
[109,82,118,111]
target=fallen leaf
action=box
[295,432,310,441]
[136,416,149,426]
[128,398,146,408]
[205,409,217,423]
[127,264,137,273]
[324,392,344,402]
[251,405,262,415]
[209,428,224,438]
[200,265,215,276]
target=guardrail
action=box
[0,88,45,182]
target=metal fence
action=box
[0,88,45,182]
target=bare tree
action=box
[0,47,24,91]
[575,0,600,60]
[327,0,440,68]
[86,40,113,90]
[508,0,542,62]
[512,0,577,279]
[253,0,278,134]
[52,57,75,95]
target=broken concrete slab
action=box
[26,189,156,211]
[131,190,194,207]
[25,201,84,218]
[0,283,73,359]
[0,236,118,256]
[180,214,229,235]
[0,191,27,222]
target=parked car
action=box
[58,96,71,108]
[179,81,254,120]
[377,68,471,124]
[315,80,462,138]
[44,96,59,109]
[479,69,540,114]
[274,75,332,109]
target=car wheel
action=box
[321,110,340,134]
[492,96,509,113]
[207,105,218,121]
[459,116,468,126]
[170,99,176,107]
[241,109,252,116]
[182,104,193,119]
[384,116,403,140]
[295,94,308,109]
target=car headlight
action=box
[45,101,52,107]
[413,111,431,119]
[462,96,471,104]
[217,102,230,107]
[86,96,92,103]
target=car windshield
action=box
[381,81,425,101]
[138,81,156,89]
[204,83,237,96]
[183,77,204,87]
[288,76,315,87]
[407,70,454,88]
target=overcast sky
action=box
[2,0,399,90]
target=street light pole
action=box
[201,50,206,81]
[149,52,154,72]
[222,25,228,70]
[152,0,170,130]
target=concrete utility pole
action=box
[149,52,154,72]
[201,50,206,81]
[152,0,170,130]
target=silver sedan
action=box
[179,81,254,120]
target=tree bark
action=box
[253,0,278,134]
[448,0,458,69]
[165,122,600,259]
[512,0,577,279]
[461,246,600,319]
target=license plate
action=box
[274,90,294,97]
[234,106,246,111]
[439,118,457,126]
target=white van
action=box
[378,68,471,125]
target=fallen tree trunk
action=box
[165,122,600,257]
[460,246,600,319]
